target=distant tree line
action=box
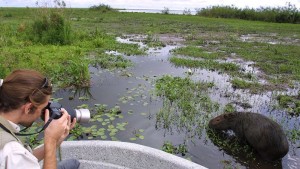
[196,2,300,23]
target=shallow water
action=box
[118,9,197,15]
[54,37,300,169]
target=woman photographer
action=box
[0,69,80,169]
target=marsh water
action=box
[118,9,197,15]
[53,35,300,169]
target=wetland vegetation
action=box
[197,2,300,23]
[1,4,300,168]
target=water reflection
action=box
[71,87,94,100]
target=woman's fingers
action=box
[44,109,50,123]
[70,118,77,129]
[60,108,77,129]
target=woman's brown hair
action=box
[0,69,52,113]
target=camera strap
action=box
[0,118,54,136]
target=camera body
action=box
[42,101,90,123]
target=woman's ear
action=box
[23,102,33,114]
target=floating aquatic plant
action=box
[68,104,128,141]
[162,141,188,156]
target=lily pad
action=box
[130,137,137,141]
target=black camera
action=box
[41,101,90,123]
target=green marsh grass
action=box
[2,7,300,36]
[231,78,263,94]
[169,57,240,75]
[155,75,218,138]
[220,41,300,84]
[0,9,145,87]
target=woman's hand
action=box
[44,108,77,146]
[43,109,70,169]
[57,108,77,145]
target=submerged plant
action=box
[206,129,256,162]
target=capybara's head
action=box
[208,113,236,130]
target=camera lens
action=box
[75,109,90,123]
[41,102,91,123]
[67,109,90,123]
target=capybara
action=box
[208,112,289,161]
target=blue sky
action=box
[1,0,300,10]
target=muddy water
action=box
[54,38,300,169]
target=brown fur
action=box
[208,112,289,161]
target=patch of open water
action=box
[54,36,300,169]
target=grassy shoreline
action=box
[1,7,300,88]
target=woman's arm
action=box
[43,109,69,169]
[32,144,44,162]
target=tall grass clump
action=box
[196,2,300,23]
[89,3,118,13]
[26,1,71,45]
[29,11,71,45]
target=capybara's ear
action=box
[223,113,230,119]
[224,113,235,119]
